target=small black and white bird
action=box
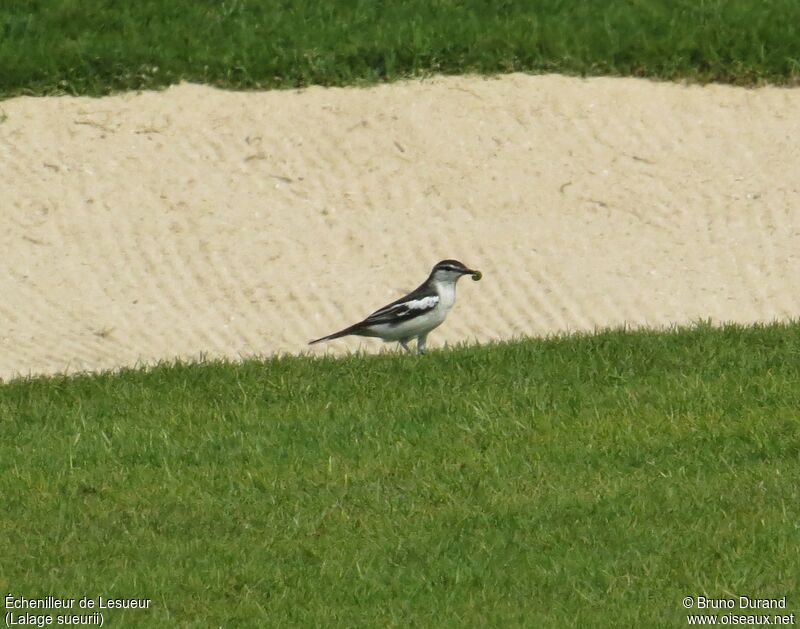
[309,259,482,354]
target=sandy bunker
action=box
[1,73,799,379]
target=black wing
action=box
[309,282,439,344]
[361,282,439,327]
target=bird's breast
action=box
[435,282,457,311]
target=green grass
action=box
[1,0,799,99]
[2,321,799,627]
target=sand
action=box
[1,73,799,379]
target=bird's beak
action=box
[465,268,482,281]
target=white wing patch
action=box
[404,295,439,310]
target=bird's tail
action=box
[308,323,363,345]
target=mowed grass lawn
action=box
[1,0,799,98]
[1,322,799,626]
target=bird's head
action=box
[430,259,482,284]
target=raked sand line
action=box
[1,74,799,379]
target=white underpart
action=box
[371,277,459,342]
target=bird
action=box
[309,259,482,354]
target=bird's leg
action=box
[399,339,411,353]
[416,333,428,355]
